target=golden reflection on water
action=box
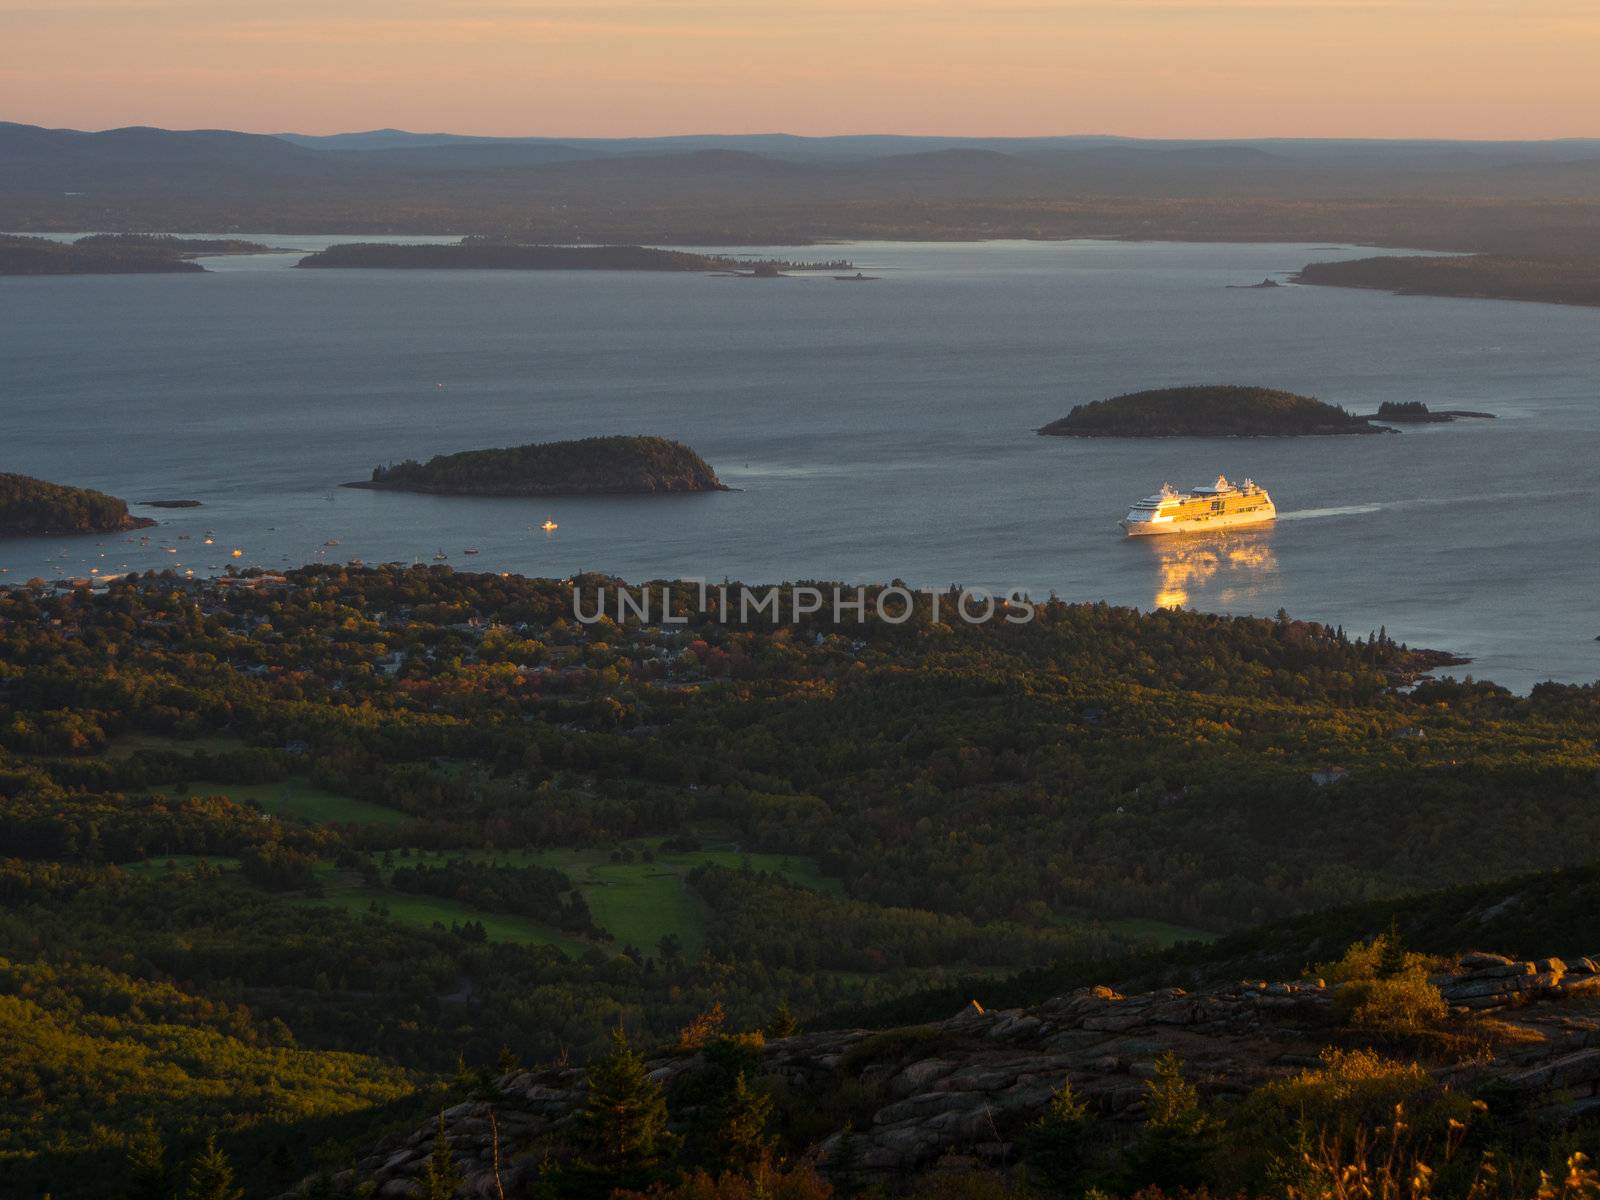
[1142,528,1279,609]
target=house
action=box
[1310,766,1349,787]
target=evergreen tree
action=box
[765,1000,799,1039]
[578,1026,673,1171]
[183,1135,244,1200]
[422,1113,461,1200]
[1376,918,1409,980]
[1021,1080,1093,1194]
[124,1121,168,1200]
[1120,1053,1218,1193]
[708,1071,774,1173]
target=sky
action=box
[2,0,1598,139]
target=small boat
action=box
[230,548,244,558]
[541,519,559,532]
[324,539,340,547]
[433,550,449,561]
[463,548,480,555]
[203,536,214,545]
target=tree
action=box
[124,1121,168,1200]
[765,1001,799,1039]
[708,1071,774,1173]
[183,1135,244,1200]
[1119,1053,1219,1192]
[578,1025,673,1171]
[422,1112,462,1200]
[1021,1080,1093,1193]
[1376,919,1408,980]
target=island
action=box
[73,233,279,256]
[0,234,206,276]
[0,232,286,276]
[1038,385,1390,438]
[1293,254,1600,309]
[0,473,156,535]
[344,435,728,496]
[1363,401,1495,424]
[295,240,852,273]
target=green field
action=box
[296,864,591,955]
[154,778,411,828]
[1100,917,1215,949]
[390,843,838,955]
[121,855,242,874]
[118,856,589,953]
[104,731,249,758]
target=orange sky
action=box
[3,0,1598,138]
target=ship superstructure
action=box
[1120,475,1276,536]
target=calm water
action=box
[3,238,1597,690]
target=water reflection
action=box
[1141,528,1279,610]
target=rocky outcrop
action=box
[302,952,1600,1198]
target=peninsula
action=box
[1039,385,1388,437]
[1293,254,1600,309]
[346,435,728,496]
[0,234,206,275]
[295,240,850,273]
[0,473,156,535]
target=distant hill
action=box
[1039,385,1385,438]
[347,435,728,496]
[9,122,1600,252]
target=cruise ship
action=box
[1120,475,1276,536]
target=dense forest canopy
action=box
[1,564,1597,1194]
[356,435,727,496]
[0,472,153,535]
[1038,385,1383,437]
[0,233,208,276]
[1294,253,1600,308]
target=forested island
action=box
[0,472,155,535]
[0,232,278,275]
[348,435,728,495]
[0,234,207,275]
[1294,254,1600,308]
[296,240,850,273]
[73,232,277,255]
[1364,400,1496,424]
[1039,385,1387,437]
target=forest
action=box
[0,564,1598,1195]
[357,436,726,496]
[1293,254,1600,309]
[1038,386,1383,437]
[0,234,208,276]
[0,473,153,536]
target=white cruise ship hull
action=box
[1120,505,1277,536]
